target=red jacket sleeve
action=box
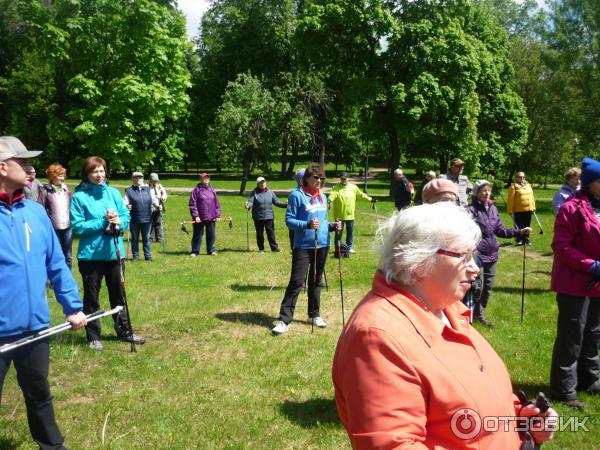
[552,203,595,272]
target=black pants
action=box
[254,219,279,251]
[0,337,66,450]
[514,211,532,244]
[288,229,294,249]
[279,247,329,324]
[550,294,600,400]
[78,260,132,341]
[191,222,216,254]
[473,260,498,309]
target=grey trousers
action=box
[550,293,600,400]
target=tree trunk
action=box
[387,126,400,171]
[239,149,254,195]
[317,106,326,167]
[286,140,299,177]
[439,155,449,175]
[280,135,288,177]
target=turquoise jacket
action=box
[286,188,331,249]
[0,197,82,337]
[70,182,130,261]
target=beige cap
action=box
[0,136,42,162]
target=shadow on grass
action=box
[512,382,551,400]
[0,437,19,450]
[494,286,549,295]
[279,398,341,428]
[229,283,284,292]
[215,312,275,329]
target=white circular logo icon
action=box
[451,408,481,440]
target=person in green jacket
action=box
[328,172,376,257]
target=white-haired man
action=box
[390,168,413,210]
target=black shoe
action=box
[271,248,281,253]
[586,380,600,394]
[118,333,145,345]
[556,398,585,411]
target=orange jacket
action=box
[332,271,523,449]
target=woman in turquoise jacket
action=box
[272,163,340,335]
[70,156,145,350]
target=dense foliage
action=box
[1,0,599,187]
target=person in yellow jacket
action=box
[328,172,376,257]
[507,171,536,246]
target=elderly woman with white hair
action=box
[332,202,556,449]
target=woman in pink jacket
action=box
[550,157,600,410]
[333,203,556,449]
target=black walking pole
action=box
[112,232,136,352]
[337,232,346,327]
[246,208,250,252]
[521,241,526,323]
[312,228,318,334]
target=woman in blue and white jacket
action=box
[70,156,144,350]
[272,163,340,335]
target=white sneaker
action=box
[349,249,356,254]
[310,317,327,328]
[272,321,289,335]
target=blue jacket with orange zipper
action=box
[0,192,82,337]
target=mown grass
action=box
[1,185,598,449]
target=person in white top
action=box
[148,172,167,243]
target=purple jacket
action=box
[189,183,221,221]
[467,199,517,263]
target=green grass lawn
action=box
[1,187,599,449]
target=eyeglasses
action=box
[436,249,477,265]
[312,175,326,181]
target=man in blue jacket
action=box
[0,136,86,450]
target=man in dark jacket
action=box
[124,172,157,261]
[390,169,412,210]
[246,176,287,252]
[0,136,86,450]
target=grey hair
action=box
[378,203,481,286]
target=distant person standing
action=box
[552,167,581,215]
[189,173,221,256]
[39,163,73,269]
[390,168,412,210]
[148,172,167,243]
[124,172,157,261]
[415,170,436,205]
[328,172,375,256]
[439,158,472,207]
[245,176,287,252]
[507,171,536,245]
[23,164,42,201]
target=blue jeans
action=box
[130,221,152,260]
[191,221,216,254]
[335,220,354,255]
[55,227,73,269]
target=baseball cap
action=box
[450,158,465,166]
[256,176,265,183]
[132,171,144,178]
[0,136,43,162]
[339,172,349,179]
[199,172,209,179]
[149,173,159,181]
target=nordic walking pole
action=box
[0,306,123,354]
[112,232,136,352]
[336,225,346,327]
[372,200,383,245]
[532,211,544,235]
[521,240,526,323]
[160,211,166,255]
[246,208,250,252]
[312,227,318,334]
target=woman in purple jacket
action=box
[189,172,221,256]
[550,157,600,410]
[467,180,530,327]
